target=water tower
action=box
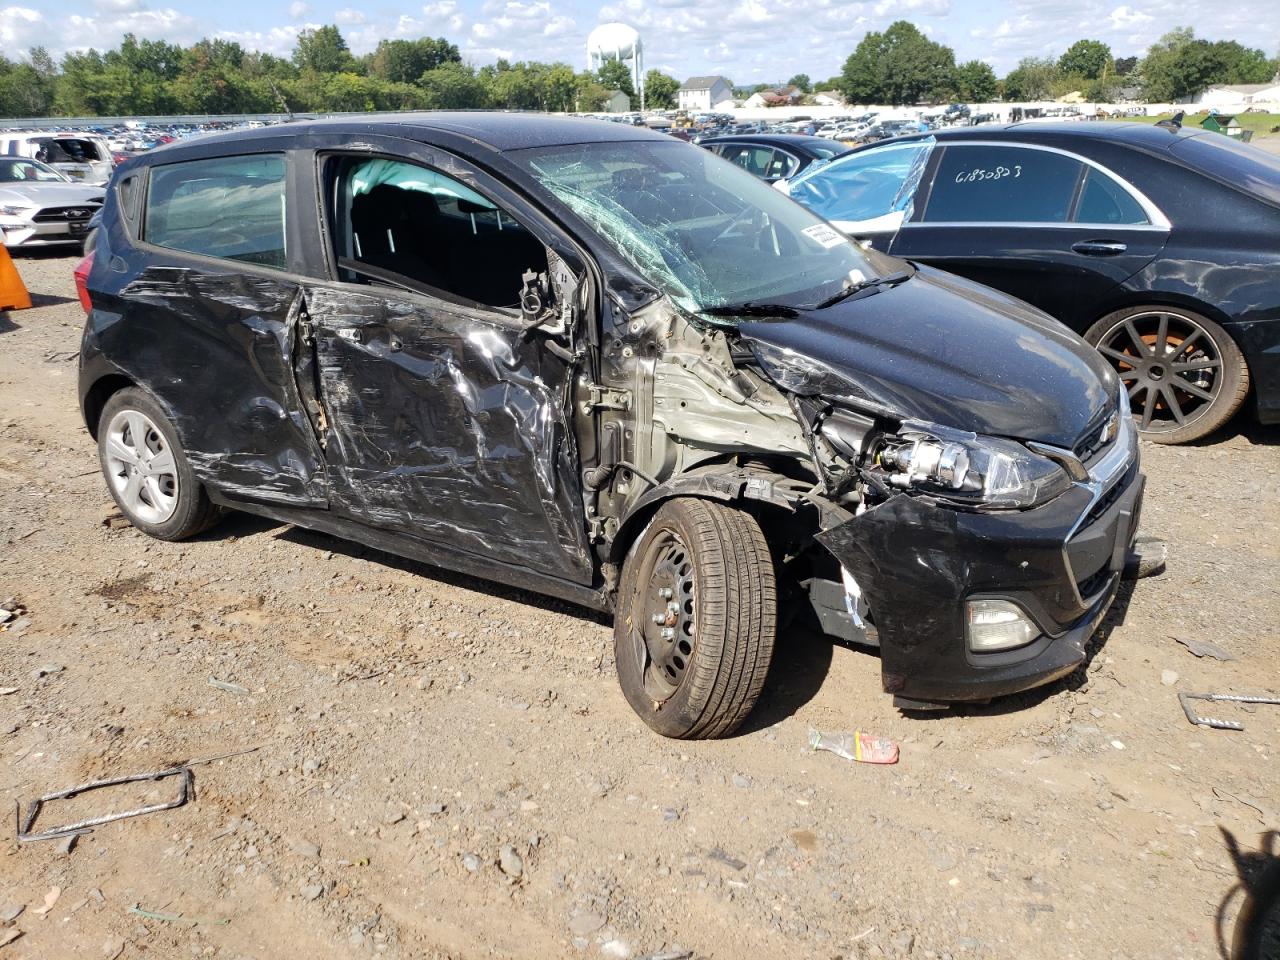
[587,22,645,110]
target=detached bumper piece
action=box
[817,469,1144,706]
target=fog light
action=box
[965,599,1037,652]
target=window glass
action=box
[34,138,104,163]
[923,145,1083,223]
[0,157,66,182]
[145,154,286,269]
[786,141,932,224]
[1170,133,1280,207]
[1074,168,1148,224]
[330,156,545,310]
[721,144,776,178]
[806,140,849,160]
[514,139,875,316]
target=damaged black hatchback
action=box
[78,114,1144,737]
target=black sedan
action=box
[699,134,847,183]
[782,122,1280,443]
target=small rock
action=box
[423,802,446,815]
[519,799,539,813]
[301,758,323,776]
[568,911,606,937]
[1097,798,1114,811]
[662,808,679,822]
[731,773,751,789]
[32,664,63,680]
[299,883,324,902]
[461,853,482,872]
[57,833,78,855]
[384,809,406,825]
[0,903,24,923]
[1161,670,1178,686]
[1110,740,1125,750]
[892,931,915,954]
[1089,708,1104,719]
[601,940,631,958]
[498,844,524,878]
[290,839,321,858]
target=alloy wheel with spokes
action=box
[104,409,180,524]
[1087,307,1249,444]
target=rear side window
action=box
[144,154,287,269]
[1075,168,1148,224]
[1170,133,1280,207]
[923,145,1084,223]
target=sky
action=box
[2,0,1278,83]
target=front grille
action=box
[1074,412,1116,463]
[32,204,99,223]
[1080,460,1139,531]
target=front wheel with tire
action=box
[98,387,221,540]
[613,498,776,739]
[1084,306,1249,444]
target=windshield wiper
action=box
[813,268,914,310]
[699,302,800,319]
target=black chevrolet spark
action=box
[77,113,1143,737]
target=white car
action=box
[0,157,104,249]
[0,132,114,185]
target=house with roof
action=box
[603,89,631,113]
[678,76,734,112]
[743,86,803,109]
[812,90,846,107]
[1194,82,1280,107]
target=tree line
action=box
[829,22,1279,105]
[1,21,1277,119]
[0,28,683,118]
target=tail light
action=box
[73,250,94,313]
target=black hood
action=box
[739,265,1118,449]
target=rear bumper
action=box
[817,432,1143,705]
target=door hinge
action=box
[298,307,315,346]
[579,377,631,415]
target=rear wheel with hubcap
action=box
[97,387,221,540]
[1085,306,1249,444]
[613,497,776,739]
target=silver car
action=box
[0,157,104,249]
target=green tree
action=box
[955,60,997,101]
[1113,55,1138,76]
[368,37,460,84]
[419,63,488,109]
[1058,39,1112,80]
[293,25,354,74]
[839,21,958,104]
[1002,56,1060,100]
[595,58,635,98]
[787,73,811,93]
[644,69,680,109]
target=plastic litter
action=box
[809,728,899,765]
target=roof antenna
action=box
[1155,111,1183,131]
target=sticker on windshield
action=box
[801,223,846,249]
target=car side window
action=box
[721,145,776,179]
[766,151,797,180]
[923,145,1084,223]
[327,155,547,311]
[144,154,287,269]
[1074,167,1149,225]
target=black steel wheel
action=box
[613,497,776,740]
[1086,306,1249,444]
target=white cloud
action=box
[334,7,365,25]
[0,5,44,49]
[1107,5,1152,28]
[287,0,308,18]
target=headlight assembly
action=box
[877,420,1072,509]
[0,204,33,217]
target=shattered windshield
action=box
[513,140,875,316]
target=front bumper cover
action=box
[816,440,1143,704]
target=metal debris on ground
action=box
[208,677,249,695]
[1178,692,1280,731]
[707,847,747,871]
[16,767,193,843]
[129,905,230,926]
[1174,636,1238,661]
[635,950,694,960]
[809,728,900,764]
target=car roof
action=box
[698,134,839,153]
[174,112,674,154]
[917,121,1210,151]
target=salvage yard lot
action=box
[1,253,1278,959]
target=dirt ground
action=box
[1,251,1277,960]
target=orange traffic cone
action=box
[0,243,32,311]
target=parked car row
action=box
[0,156,104,250]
